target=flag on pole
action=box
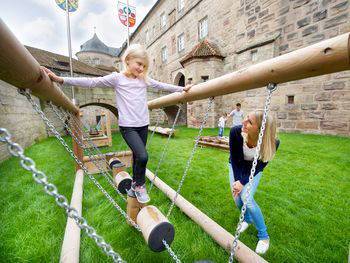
[55,0,79,12]
[118,1,136,27]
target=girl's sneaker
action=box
[238,221,249,233]
[132,183,150,203]
[255,239,269,254]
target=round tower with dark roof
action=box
[76,33,121,72]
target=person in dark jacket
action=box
[229,110,280,254]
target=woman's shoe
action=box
[255,239,269,254]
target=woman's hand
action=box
[232,181,243,198]
[41,66,64,84]
[183,83,194,92]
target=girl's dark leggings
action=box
[119,125,148,186]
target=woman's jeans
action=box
[120,126,148,186]
[218,127,224,137]
[228,163,269,240]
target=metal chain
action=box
[0,128,125,263]
[229,83,277,263]
[49,103,127,203]
[19,90,141,231]
[149,105,182,192]
[146,109,162,149]
[163,240,181,263]
[166,97,214,218]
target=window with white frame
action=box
[160,13,166,28]
[199,17,208,39]
[178,0,185,11]
[251,49,258,62]
[178,33,185,52]
[161,46,167,63]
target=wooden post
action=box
[127,196,145,225]
[106,110,112,147]
[148,33,350,109]
[145,169,267,263]
[72,112,83,171]
[60,169,84,263]
[137,205,175,252]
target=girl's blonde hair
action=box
[243,111,277,162]
[122,44,150,80]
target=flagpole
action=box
[126,0,130,47]
[65,0,76,104]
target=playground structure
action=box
[1,16,350,262]
[81,110,113,148]
[198,136,229,151]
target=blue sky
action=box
[1,0,157,57]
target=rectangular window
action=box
[251,50,258,62]
[161,46,168,63]
[178,0,185,11]
[199,17,208,39]
[160,13,166,28]
[178,33,185,52]
[287,95,294,104]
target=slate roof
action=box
[26,46,109,76]
[78,33,120,56]
[180,39,225,66]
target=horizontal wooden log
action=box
[148,33,350,109]
[145,169,267,263]
[0,19,78,113]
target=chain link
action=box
[229,83,276,263]
[20,90,141,231]
[163,240,181,263]
[49,102,127,203]
[149,105,182,192]
[166,97,214,218]
[0,128,125,263]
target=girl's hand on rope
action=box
[41,66,64,85]
[183,83,194,92]
[232,181,243,198]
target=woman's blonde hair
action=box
[243,111,277,162]
[122,44,150,80]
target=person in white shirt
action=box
[42,44,193,204]
[218,113,228,137]
[229,103,244,127]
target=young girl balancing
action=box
[43,44,192,204]
[228,111,279,254]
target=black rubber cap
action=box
[117,178,132,194]
[109,159,124,169]
[148,222,175,252]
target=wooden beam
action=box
[145,169,267,263]
[0,19,78,113]
[60,169,84,263]
[148,33,350,109]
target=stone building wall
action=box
[122,0,350,135]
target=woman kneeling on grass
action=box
[228,111,279,254]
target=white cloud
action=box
[21,17,62,49]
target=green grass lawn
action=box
[1,127,349,263]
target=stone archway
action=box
[163,72,187,126]
[80,102,118,119]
